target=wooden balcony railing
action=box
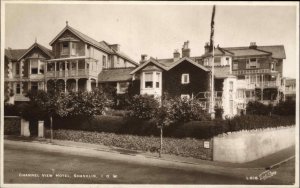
[232,69,276,75]
[45,69,98,78]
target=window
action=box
[181,74,190,84]
[214,57,221,66]
[226,57,230,65]
[102,55,106,68]
[144,72,153,88]
[204,58,209,66]
[31,82,38,92]
[247,58,259,69]
[181,94,190,100]
[15,62,20,75]
[271,62,276,71]
[16,83,21,94]
[61,42,69,55]
[156,72,160,88]
[71,42,76,55]
[39,62,44,74]
[229,81,233,92]
[31,59,39,74]
[233,60,238,70]
[237,89,244,99]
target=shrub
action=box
[4,103,21,116]
[4,117,21,135]
[127,94,159,120]
[246,101,273,115]
[273,99,296,116]
[45,129,213,160]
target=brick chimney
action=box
[204,42,210,54]
[249,42,257,49]
[173,49,180,61]
[182,41,190,58]
[110,44,120,51]
[140,54,148,64]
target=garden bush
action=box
[273,99,296,116]
[4,117,21,135]
[4,103,20,116]
[246,101,273,115]
[45,129,213,160]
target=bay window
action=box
[31,59,39,74]
[144,72,153,88]
[156,72,160,88]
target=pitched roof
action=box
[201,47,234,58]
[223,45,285,59]
[98,68,135,82]
[130,57,209,74]
[17,42,53,61]
[5,49,27,61]
[49,25,137,65]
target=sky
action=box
[4,2,298,78]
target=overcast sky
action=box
[4,2,298,78]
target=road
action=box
[3,140,295,185]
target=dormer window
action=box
[181,74,190,84]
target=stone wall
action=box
[213,126,295,163]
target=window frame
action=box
[144,72,153,89]
[61,42,69,55]
[181,74,190,84]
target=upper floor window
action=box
[229,81,233,92]
[144,72,153,88]
[181,74,190,84]
[247,58,259,69]
[102,55,107,68]
[31,59,39,74]
[204,58,209,66]
[61,42,69,55]
[226,57,230,65]
[15,62,20,75]
[233,60,238,70]
[71,42,76,55]
[156,72,160,88]
[271,62,276,71]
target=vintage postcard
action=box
[1,1,299,188]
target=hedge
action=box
[52,115,295,139]
[45,129,212,160]
[4,117,21,135]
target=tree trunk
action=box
[50,115,53,143]
[159,126,163,158]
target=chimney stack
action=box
[249,42,257,49]
[204,42,210,54]
[110,44,120,51]
[182,41,190,58]
[173,49,180,61]
[140,54,148,64]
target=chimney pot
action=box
[140,54,148,64]
[249,42,257,49]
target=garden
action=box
[4,88,296,159]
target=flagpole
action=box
[210,5,216,120]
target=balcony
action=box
[45,69,98,79]
[232,69,277,75]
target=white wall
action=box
[213,126,295,163]
[222,77,238,118]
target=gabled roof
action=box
[17,42,53,61]
[49,25,113,54]
[130,57,168,74]
[98,68,135,82]
[49,25,138,65]
[5,49,27,61]
[130,57,209,74]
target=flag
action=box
[209,5,216,52]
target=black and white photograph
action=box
[1,1,299,187]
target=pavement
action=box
[4,135,296,175]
